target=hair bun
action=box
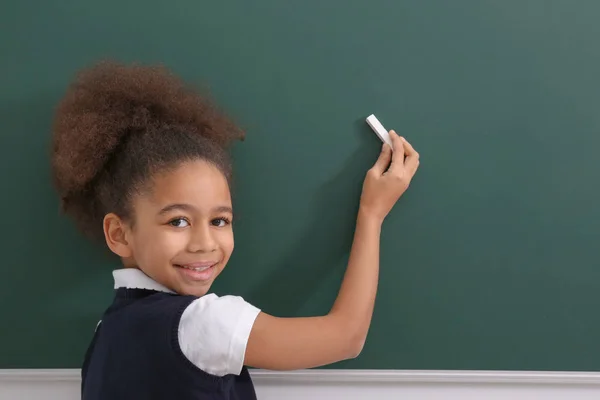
[51,60,244,197]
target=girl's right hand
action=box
[359,130,420,223]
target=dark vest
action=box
[81,288,258,400]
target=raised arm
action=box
[243,130,420,371]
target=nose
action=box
[186,223,217,253]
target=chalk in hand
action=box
[366,114,393,149]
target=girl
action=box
[51,61,420,400]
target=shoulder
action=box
[177,293,261,377]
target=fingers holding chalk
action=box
[366,114,393,149]
[371,141,393,175]
[365,114,420,177]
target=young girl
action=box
[51,61,420,400]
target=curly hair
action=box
[51,60,245,242]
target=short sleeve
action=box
[177,294,261,377]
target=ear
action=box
[103,213,133,258]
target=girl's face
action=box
[120,160,234,297]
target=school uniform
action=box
[81,268,261,400]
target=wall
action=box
[2,369,600,399]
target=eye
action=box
[211,217,231,227]
[169,217,190,228]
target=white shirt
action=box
[112,268,261,377]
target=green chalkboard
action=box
[2,0,599,371]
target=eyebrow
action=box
[158,203,234,217]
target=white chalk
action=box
[366,114,393,149]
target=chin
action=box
[178,282,213,297]
[188,287,211,297]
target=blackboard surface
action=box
[2,0,599,370]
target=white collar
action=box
[113,268,175,294]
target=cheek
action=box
[133,228,187,263]
[218,230,235,258]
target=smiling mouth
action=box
[174,262,218,282]
[175,264,214,271]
